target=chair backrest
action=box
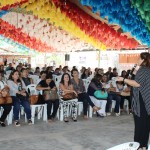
[29,75,39,84]
[107,142,140,150]
[83,79,91,92]
[53,75,62,83]
[26,84,39,95]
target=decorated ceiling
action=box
[0,0,149,54]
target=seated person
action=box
[113,80,131,114]
[59,73,78,122]
[101,75,121,116]
[87,74,106,117]
[5,63,14,72]
[36,71,46,85]
[7,70,32,126]
[0,72,12,127]
[36,74,59,122]
[71,69,100,119]
[81,69,90,79]
[21,68,33,88]
[34,67,40,76]
[53,68,61,76]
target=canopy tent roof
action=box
[0,0,150,55]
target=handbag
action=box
[1,87,9,97]
[29,95,39,105]
[0,96,12,104]
[0,87,12,104]
[44,90,59,101]
[94,90,108,99]
[29,94,45,105]
[61,92,77,101]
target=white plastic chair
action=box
[53,75,62,83]
[82,79,91,92]
[26,84,47,124]
[26,84,39,95]
[77,101,93,118]
[111,100,120,115]
[124,99,129,114]
[29,75,39,84]
[0,106,13,125]
[107,142,140,150]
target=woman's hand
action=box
[73,90,78,96]
[46,87,51,90]
[21,93,26,96]
[17,91,21,94]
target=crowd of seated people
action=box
[0,63,132,127]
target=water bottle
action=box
[18,82,22,91]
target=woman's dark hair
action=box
[46,73,53,79]
[81,69,89,79]
[121,70,127,78]
[8,70,21,82]
[71,68,78,77]
[40,71,46,76]
[21,68,27,73]
[72,66,77,69]
[140,52,150,67]
[101,74,108,82]
[91,74,102,86]
[60,73,72,85]
[35,67,40,71]
[113,67,117,71]
[45,66,50,74]
[94,67,98,72]
[55,68,60,71]
[0,71,3,76]
[124,69,132,79]
[0,70,4,77]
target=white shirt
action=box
[0,80,7,90]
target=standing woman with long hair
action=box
[7,70,32,126]
[116,52,150,150]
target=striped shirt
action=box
[71,78,85,93]
[132,66,150,117]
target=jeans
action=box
[12,96,31,120]
[120,96,131,110]
[45,99,59,119]
[0,104,12,122]
[78,92,95,115]
[106,93,121,113]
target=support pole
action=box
[97,50,101,67]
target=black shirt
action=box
[22,77,31,86]
[38,80,55,88]
[38,80,56,94]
